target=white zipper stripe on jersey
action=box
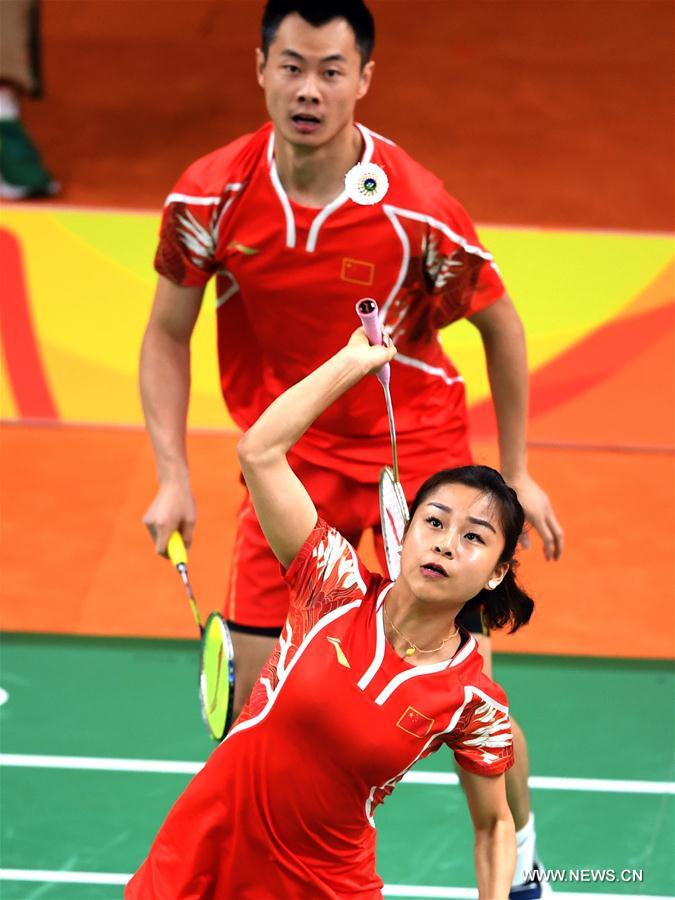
[267,129,296,248]
[375,584,390,611]
[447,634,477,669]
[305,190,349,253]
[304,124,374,253]
[269,159,297,249]
[373,657,453,704]
[359,598,476,703]
[225,598,363,742]
[357,584,393,691]
[373,635,477,706]
[393,352,464,387]
[265,123,375,254]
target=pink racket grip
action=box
[355,298,390,386]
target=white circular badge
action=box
[344,162,389,206]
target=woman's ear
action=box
[485,562,509,591]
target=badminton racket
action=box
[167,531,235,740]
[355,298,410,579]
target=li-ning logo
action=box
[327,637,351,668]
[228,240,259,256]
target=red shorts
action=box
[225,449,471,630]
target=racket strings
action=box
[200,613,235,739]
[206,644,224,715]
[380,468,409,579]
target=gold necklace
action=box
[383,603,459,657]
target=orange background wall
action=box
[23,0,674,229]
[2,0,673,660]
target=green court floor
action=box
[1,634,673,898]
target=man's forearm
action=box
[139,326,191,484]
[482,314,529,479]
[475,298,564,558]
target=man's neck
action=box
[273,123,363,208]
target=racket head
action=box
[379,466,409,580]
[198,612,235,741]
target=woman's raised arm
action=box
[237,330,395,568]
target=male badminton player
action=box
[140,1,561,893]
[128,328,536,899]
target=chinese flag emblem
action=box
[341,258,375,286]
[397,706,435,738]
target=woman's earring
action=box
[486,579,498,590]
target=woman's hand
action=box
[344,327,397,375]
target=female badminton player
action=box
[126,330,534,900]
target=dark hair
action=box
[408,465,534,633]
[261,0,375,66]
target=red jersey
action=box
[154,123,505,484]
[127,521,513,899]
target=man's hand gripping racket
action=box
[356,299,409,580]
[167,532,235,741]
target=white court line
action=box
[0,754,201,775]
[0,871,672,900]
[385,888,475,899]
[1,754,674,795]
[0,869,128,885]
[403,771,675,795]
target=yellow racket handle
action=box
[167,531,188,567]
[167,530,203,633]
